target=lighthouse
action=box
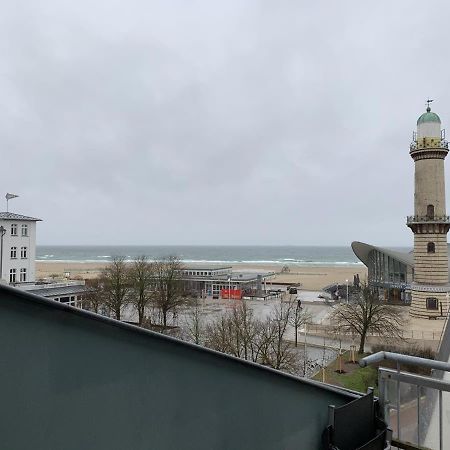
[407,102,450,318]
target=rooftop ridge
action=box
[0,212,42,221]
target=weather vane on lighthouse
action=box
[426,98,434,111]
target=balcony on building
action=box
[406,215,450,225]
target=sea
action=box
[35,245,409,266]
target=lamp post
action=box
[0,225,6,281]
[228,275,231,300]
[346,279,349,304]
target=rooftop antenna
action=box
[426,98,434,112]
[5,193,19,212]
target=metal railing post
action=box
[378,373,387,426]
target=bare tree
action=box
[185,297,204,345]
[205,316,231,353]
[128,256,154,326]
[203,298,302,375]
[330,283,404,354]
[82,278,105,314]
[203,301,266,363]
[153,256,184,327]
[101,256,130,320]
[265,298,299,372]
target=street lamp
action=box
[227,275,231,300]
[346,279,349,304]
[0,225,6,282]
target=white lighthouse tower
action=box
[407,103,450,318]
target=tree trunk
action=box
[138,306,144,326]
[115,308,121,321]
[162,310,167,327]
[359,331,366,354]
[294,324,298,347]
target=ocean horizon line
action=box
[36,258,365,266]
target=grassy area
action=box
[313,351,378,395]
[314,344,436,395]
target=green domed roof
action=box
[417,108,441,125]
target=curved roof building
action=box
[352,241,450,295]
[351,242,414,302]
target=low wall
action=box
[0,285,357,450]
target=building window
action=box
[9,269,16,283]
[11,224,17,236]
[10,247,17,258]
[21,224,28,236]
[20,268,27,282]
[21,246,27,259]
[427,204,435,218]
[427,242,435,253]
[426,297,439,310]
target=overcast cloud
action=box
[1,1,450,246]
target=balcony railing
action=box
[360,351,450,450]
[407,215,450,224]
[410,139,449,151]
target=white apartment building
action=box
[0,212,41,284]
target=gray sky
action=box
[1,1,450,246]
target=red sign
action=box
[221,289,242,300]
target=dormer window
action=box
[21,224,28,237]
[11,224,17,236]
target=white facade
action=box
[0,213,40,284]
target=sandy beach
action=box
[36,261,367,291]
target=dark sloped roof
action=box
[26,285,88,297]
[0,212,41,221]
